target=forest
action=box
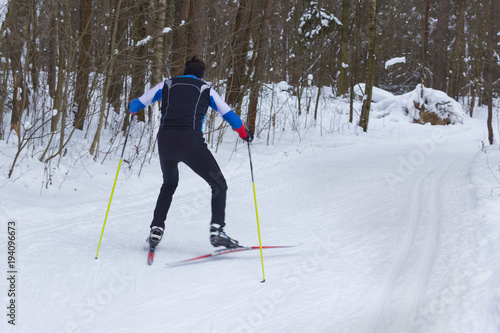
[0,0,499,178]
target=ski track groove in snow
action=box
[392,161,442,333]
[360,133,486,333]
[361,176,425,333]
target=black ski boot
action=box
[210,224,240,249]
[148,226,164,249]
[147,227,163,265]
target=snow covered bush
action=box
[356,84,464,125]
[408,84,464,125]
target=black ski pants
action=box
[151,129,227,230]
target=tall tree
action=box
[26,0,39,92]
[225,0,254,114]
[47,0,58,99]
[108,0,131,114]
[74,0,92,130]
[151,0,166,86]
[421,0,430,84]
[90,0,124,155]
[186,0,206,59]
[338,0,351,96]
[247,0,274,133]
[6,0,28,142]
[171,0,189,76]
[358,0,377,132]
[129,0,148,123]
[433,0,449,91]
[468,0,485,117]
[349,0,361,123]
[448,0,466,99]
[485,0,494,145]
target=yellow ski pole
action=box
[95,116,134,259]
[247,141,266,282]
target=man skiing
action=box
[129,56,253,254]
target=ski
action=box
[146,238,158,265]
[166,245,294,266]
[147,247,155,265]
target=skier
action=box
[129,56,253,252]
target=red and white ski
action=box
[147,247,155,265]
[166,245,294,266]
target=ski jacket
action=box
[129,75,247,138]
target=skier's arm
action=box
[209,89,250,140]
[129,81,165,114]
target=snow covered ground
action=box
[0,98,499,332]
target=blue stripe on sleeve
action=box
[210,96,218,111]
[129,98,146,113]
[152,89,163,104]
[222,111,243,129]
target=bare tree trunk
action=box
[47,0,58,99]
[280,0,291,82]
[485,0,494,145]
[358,0,377,132]
[421,0,430,84]
[90,0,123,156]
[109,0,131,114]
[27,0,38,92]
[247,0,274,133]
[6,0,27,142]
[129,0,148,123]
[314,0,326,121]
[434,0,449,92]
[40,2,70,163]
[0,67,7,140]
[349,0,361,123]
[187,0,206,59]
[469,0,484,117]
[338,0,350,96]
[151,0,166,85]
[51,20,66,132]
[73,0,92,130]
[171,0,189,77]
[448,0,465,100]
[226,0,254,114]
[146,0,167,121]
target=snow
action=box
[0,0,7,23]
[135,36,152,47]
[385,56,406,69]
[162,27,172,34]
[0,85,499,332]
[307,74,313,86]
[354,83,395,102]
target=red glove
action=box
[235,125,254,142]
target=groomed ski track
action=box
[0,116,496,332]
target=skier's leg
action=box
[151,131,180,230]
[183,140,227,228]
[151,158,179,230]
[185,152,239,248]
